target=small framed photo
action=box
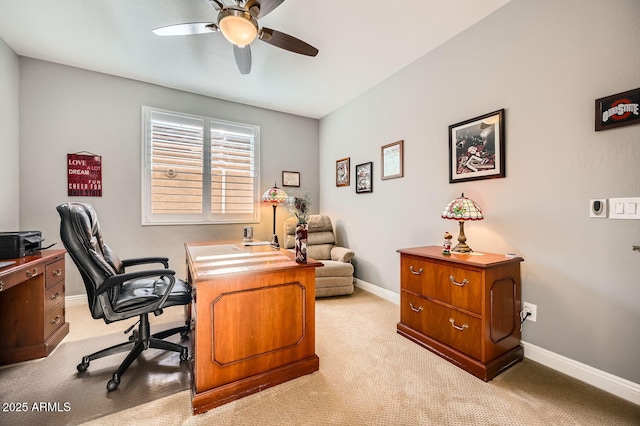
[355,162,373,193]
[381,140,404,180]
[595,87,640,131]
[282,171,300,187]
[449,109,505,183]
[336,157,350,187]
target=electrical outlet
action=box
[523,302,537,322]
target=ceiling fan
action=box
[152,0,318,75]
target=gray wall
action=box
[18,58,319,296]
[319,0,640,383]
[0,38,20,230]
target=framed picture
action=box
[282,171,300,187]
[355,162,373,193]
[381,140,404,180]
[449,109,505,183]
[595,87,640,131]
[336,157,350,187]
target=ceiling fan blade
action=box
[259,28,318,57]
[233,44,252,75]
[251,0,285,19]
[152,22,218,36]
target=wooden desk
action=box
[0,249,69,364]
[185,242,321,414]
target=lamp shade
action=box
[262,184,288,204]
[442,193,483,221]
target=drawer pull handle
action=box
[0,281,3,292]
[52,268,62,277]
[409,302,423,313]
[50,315,61,325]
[449,276,469,287]
[26,267,38,277]
[409,266,423,275]
[449,318,468,331]
[51,292,61,300]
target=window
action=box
[142,107,260,225]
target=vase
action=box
[295,223,308,263]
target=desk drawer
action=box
[46,259,65,288]
[0,261,44,293]
[0,273,18,293]
[44,302,65,339]
[45,280,65,313]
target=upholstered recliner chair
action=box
[284,214,355,297]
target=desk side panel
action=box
[193,267,317,394]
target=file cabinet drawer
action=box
[401,255,482,314]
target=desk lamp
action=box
[262,182,288,249]
[441,193,484,253]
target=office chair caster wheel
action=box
[107,379,119,392]
[77,362,89,372]
[180,347,189,361]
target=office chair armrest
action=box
[98,269,178,322]
[96,269,176,297]
[121,257,170,269]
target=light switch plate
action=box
[609,197,640,219]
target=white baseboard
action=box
[354,279,640,406]
[355,278,399,304]
[522,341,640,405]
[65,294,87,307]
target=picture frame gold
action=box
[381,140,404,180]
[336,157,350,187]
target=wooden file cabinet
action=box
[0,249,69,364]
[396,246,523,381]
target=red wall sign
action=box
[67,153,102,196]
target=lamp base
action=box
[452,242,473,253]
[452,221,473,253]
[270,234,280,249]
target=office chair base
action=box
[76,313,190,391]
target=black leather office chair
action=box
[56,202,192,391]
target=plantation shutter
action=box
[210,123,256,217]
[149,111,204,216]
[142,107,260,225]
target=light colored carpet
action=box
[2,287,638,425]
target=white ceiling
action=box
[0,0,511,119]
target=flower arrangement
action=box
[286,192,311,224]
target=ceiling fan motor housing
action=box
[218,8,259,47]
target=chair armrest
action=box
[96,269,176,297]
[331,246,355,263]
[121,257,169,269]
[97,269,178,322]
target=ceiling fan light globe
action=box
[219,14,258,47]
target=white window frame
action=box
[141,106,261,225]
